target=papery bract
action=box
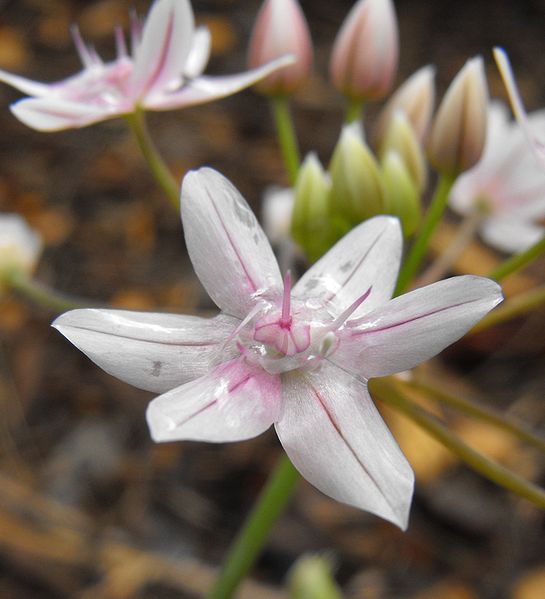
[53,168,503,529]
[0,0,292,131]
[449,102,545,253]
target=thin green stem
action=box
[405,378,545,453]
[125,110,180,211]
[270,96,301,186]
[207,454,300,599]
[371,378,545,509]
[488,235,545,282]
[345,98,364,124]
[5,271,93,313]
[395,174,456,295]
[471,284,545,334]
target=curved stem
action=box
[125,110,180,211]
[395,174,456,295]
[207,453,299,599]
[6,271,94,313]
[270,96,301,186]
[488,235,545,282]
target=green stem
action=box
[207,454,300,599]
[488,235,545,282]
[5,271,93,313]
[270,96,301,186]
[371,378,545,509]
[125,110,180,211]
[471,284,545,334]
[395,174,456,295]
[405,379,545,453]
[345,98,364,124]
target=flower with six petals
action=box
[53,168,502,529]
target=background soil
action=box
[0,1,544,598]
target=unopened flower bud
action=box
[379,110,427,191]
[262,186,294,245]
[329,124,385,224]
[292,153,333,261]
[330,0,398,102]
[374,65,436,145]
[381,151,421,237]
[248,0,313,96]
[0,214,42,287]
[427,57,488,177]
[288,554,343,599]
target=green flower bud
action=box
[288,554,343,599]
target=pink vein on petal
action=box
[138,10,175,96]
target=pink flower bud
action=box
[330,0,399,102]
[248,0,313,96]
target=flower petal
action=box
[52,309,239,393]
[10,97,116,131]
[292,216,402,318]
[131,0,194,99]
[333,275,503,378]
[481,217,545,254]
[147,357,281,442]
[181,168,282,318]
[0,68,51,96]
[275,362,414,529]
[143,56,294,110]
[183,26,211,78]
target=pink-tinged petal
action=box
[10,97,117,131]
[333,276,503,378]
[0,68,52,96]
[147,357,281,442]
[293,216,402,319]
[131,0,194,99]
[52,309,239,393]
[181,168,282,318]
[143,55,294,110]
[481,217,544,254]
[276,363,413,529]
[184,26,211,78]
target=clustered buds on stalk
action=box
[248,0,313,96]
[0,214,42,288]
[427,57,489,177]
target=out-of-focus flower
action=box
[248,0,313,96]
[330,0,398,102]
[0,214,42,285]
[374,65,436,145]
[54,168,502,529]
[288,554,343,599]
[449,102,545,253]
[262,186,294,245]
[0,0,292,131]
[428,57,488,177]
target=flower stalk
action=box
[207,453,299,599]
[345,98,364,123]
[271,96,301,185]
[488,235,545,282]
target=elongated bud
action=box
[330,0,398,102]
[328,124,385,224]
[291,153,333,261]
[374,65,436,145]
[381,151,421,237]
[378,110,427,191]
[0,214,42,287]
[288,555,343,599]
[428,57,488,176]
[248,0,313,95]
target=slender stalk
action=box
[6,271,93,313]
[371,378,545,509]
[488,235,545,282]
[270,96,301,186]
[125,110,180,211]
[207,454,300,599]
[404,378,545,453]
[395,174,456,295]
[416,210,483,286]
[345,98,363,124]
[470,284,545,334]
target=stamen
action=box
[115,25,128,59]
[70,25,93,69]
[281,270,292,325]
[330,286,372,331]
[130,9,143,54]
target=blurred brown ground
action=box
[0,1,544,597]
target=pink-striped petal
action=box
[275,362,414,529]
[292,216,402,319]
[131,0,194,99]
[333,276,503,379]
[147,357,281,442]
[181,168,282,319]
[52,309,239,393]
